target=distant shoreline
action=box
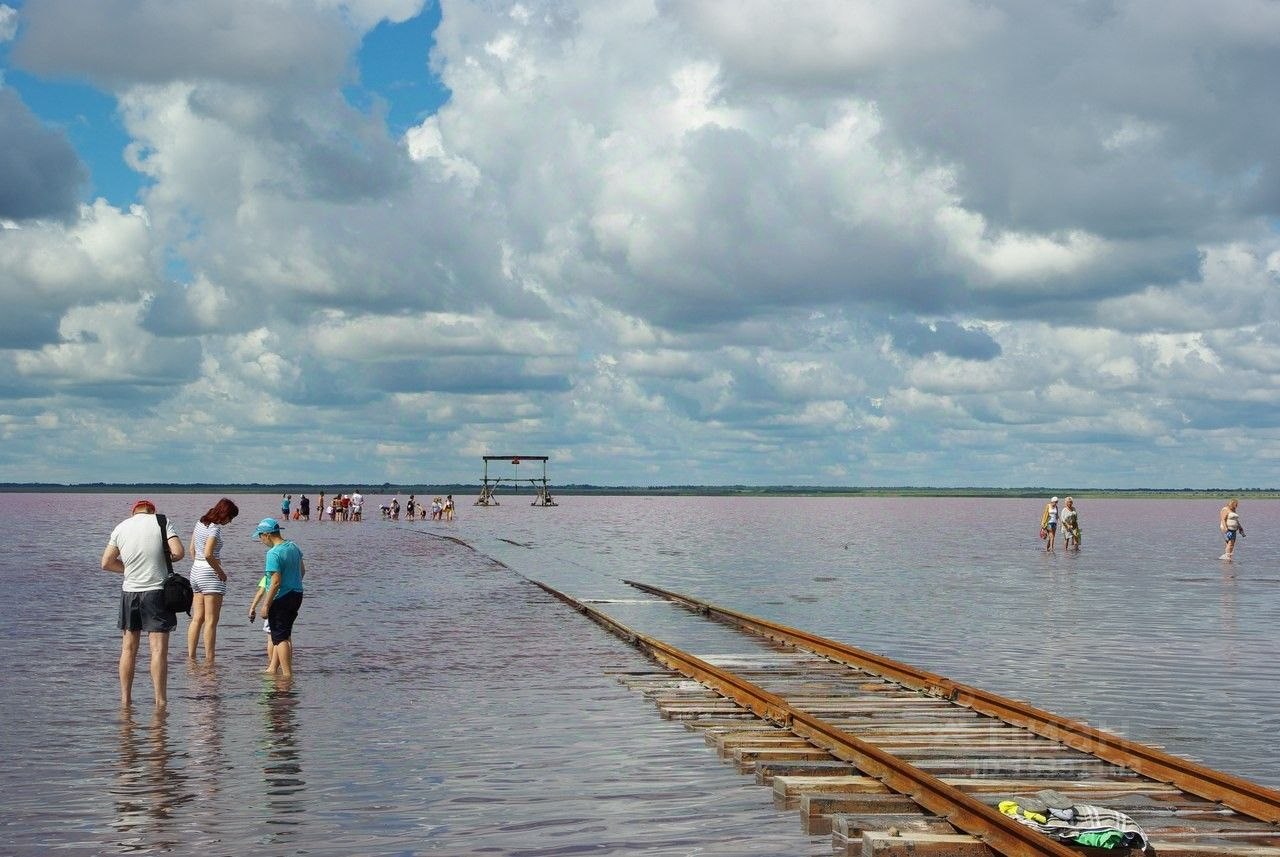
[2,483,1277,499]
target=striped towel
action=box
[1000,801,1149,850]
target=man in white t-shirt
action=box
[350,490,363,521]
[100,499,185,708]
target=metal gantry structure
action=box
[475,455,558,507]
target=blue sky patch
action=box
[350,5,450,137]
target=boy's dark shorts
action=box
[119,589,177,633]
[267,590,303,644]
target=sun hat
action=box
[132,498,156,513]
[1050,496,1059,502]
[252,517,284,538]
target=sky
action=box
[1,1,1279,488]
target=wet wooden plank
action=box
[910,758,1139,778]
[715,735,814,753]
[754,760,861,784]
[831,817,962,855]
[682,717,765,729]
[802,792,923,817]
[657,705,747,720]
[734,746,834,763]
[774,775,891,797]
[774,775,1181,799]
[859,831,993,856]
[938,778,1181,795]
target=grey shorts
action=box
[119,589,177,633]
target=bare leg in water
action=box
[148,632,170,708]
[120,630,140,707]
[202,593,223,660]
[187,595,205,659]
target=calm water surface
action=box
[2,493,1277,856]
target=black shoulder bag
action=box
[156,513,194,615]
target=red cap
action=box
[131,498,156,513]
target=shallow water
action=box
[1,493,1277,855]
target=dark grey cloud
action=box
[12,0,355,88]
[140,295,210,338]
[0,89,86,221]
[887,317,1002,360]
[185,87,414,204]
[0,374,44,400]
[280,363,385,408]
[0,298,62,348]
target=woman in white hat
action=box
[1039,497,1060,551]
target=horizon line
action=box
[0,481,1276,495]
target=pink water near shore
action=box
[2,493,1276,855]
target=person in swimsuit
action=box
[1220,499,1244,560]
[187,498,239,661]
[1040,496,1060,551]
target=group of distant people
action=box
[383,494,455,521]
[280,491,364,522]
[101,498,307,708]
[1038,495,1249,559]
[278,490,457,523]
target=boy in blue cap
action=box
[251,517,306,676]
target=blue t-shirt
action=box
[265,540,304,596]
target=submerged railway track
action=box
[533,577,1280,857]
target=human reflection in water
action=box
[1220,561,1238,656]
[111,707,188,851]
[260,676,306,842]
[187,661,230,803]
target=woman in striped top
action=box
[187,497,239,661]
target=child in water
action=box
[247,573,277,673]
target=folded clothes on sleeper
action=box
[998,789,1149,851]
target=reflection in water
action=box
[188,662,230,804]
[111,708,188,853]
[1220,564,1238,665]
[261,677,305,843]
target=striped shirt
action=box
[190,521,224,564]
[189,521,227,593]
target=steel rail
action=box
[532,579,1081,857]
[624,579,1280,825]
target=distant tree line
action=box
[2,482,1277,498]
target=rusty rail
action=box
[532,579,1082,857]
[624,578,1280,825]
